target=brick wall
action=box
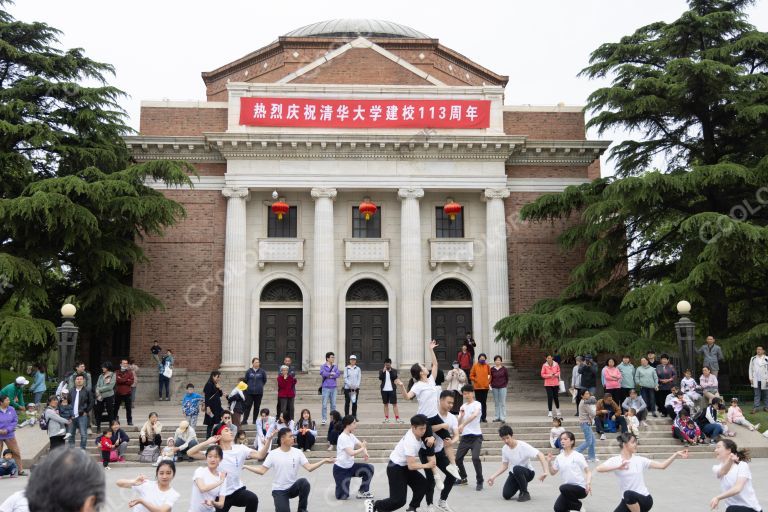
[140,107,227,136]
[506,165,591,179]
[130,190,226,371]
[503,111,586,140]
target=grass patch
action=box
[741,409,768,435]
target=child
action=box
[181,383,204,429]
[0,449,17,477]
[715,401,736,437]
[98,429,113,469]
[234,430,247,445]
[227,379,247,427]
[626,408,641,438]
[549,417,565,449]
[727,398,760,432]
[150,340,162,365]
[21,403,37,428]
[680,369,701,402]
[58,394,74,441]
[153,437,177,467]
[254,408,275,451]
[682,420,702,445]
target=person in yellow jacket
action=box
[470,354,491,423]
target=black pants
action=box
[575,387,585,414]
[420,424,436,457]
[503,465,534,499]
[614,491,653,512]
[450,391,462,415]
[113,393,132,424]
[222,486,259,512]
[333,462,374,499]
[344,389,359,418]
[101,450,110,467]
[475,389,488,421]
[725,507,762,512]
[655,390,670,413]
[374,463,426,512]
[272,478,309,512]
[49,435,65,451]
[618,388,633,404]
[455,434,483,484]
[159,375,170,399]
[296,432,315,451]
[94,396,114,430]
[555,484,588,512]
[421,449,455,505]
[139,434,161,453]
[428,415,451,440]
[242,393,263,424]
[546,386,560,411]
[640,387,656,415]
[595,415,628,434]
[277,397,294,422]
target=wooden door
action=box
[259,309,302,371]
[431,308,472,364]
[345,308,388,370]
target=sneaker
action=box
[306,448,311,452]
[63,433,72,441]
[437,500,454,512]
[104,466,111,470]
[396,418,405,424]
[555,409,561,417]
[600,434,606,441]
[152,462,159,467]
[480,419,488,423]
[328,444,334,451]
[446,463,461,480]
[587,458,600,463]
[434,473,444,491]
[547,411,553,417]
[753,423,760,431]
[364,498,375,512]
[457,477,468,485]
[405,508,418,512]
[357,491,374,499]
[517,492,531,502]
[382,418,391,424]
[475,482,483,491]
[652,412,658,417]
[321,420,326,425]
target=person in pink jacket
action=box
[541,355,562,417]
[602,358,623,395]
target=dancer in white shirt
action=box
[709,439,763,512]
[546,430,591,512]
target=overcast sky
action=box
[10,1,768,176]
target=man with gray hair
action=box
[26,447,104,511]
[697,335,724,376]
[571,356,585,416]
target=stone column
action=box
[398,188,425,367]
[485,187,511,361]
[310,188,337,369]
[220,187,250,371]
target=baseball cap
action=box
[15,377,29,386]
[584,354,593,360]
[349,354,357,359]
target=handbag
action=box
[162,365,173,379]
[109,449,120,462]
[558,380,566,393]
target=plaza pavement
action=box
[3,457,768,511]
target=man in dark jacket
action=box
[68,374,93,449]
[242,357,267,425]
[379,358,401,423]
[578,354,597,394]
[114,358,135,425]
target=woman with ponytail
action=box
[546,430,591,512]
[596,432,688,511]
[709,439,763,512]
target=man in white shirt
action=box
[366,415,436,512]
[379,358,402,423]
[248,426,334,512]
[749,345,768,413]
[344,355,362,419]
[486,425,549,502]
[333,415,374,500]
[455,384,484,491]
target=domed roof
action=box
[284,19,429,39]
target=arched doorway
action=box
[259,279,303,371]
[431,278,473,364]
[345,279,389,370]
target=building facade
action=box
[127,20,609,371]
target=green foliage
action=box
[496,0,768,362]
[0,5,194,360]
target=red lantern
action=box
[271,200,289,220]
[359,199,378,221]
[443,200,462,221]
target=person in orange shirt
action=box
[470,354,491,423]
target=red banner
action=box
[239,97,491,129]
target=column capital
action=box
[397,188,425,200]
[484,187,511,200]
[222,187,250,200]
[310,188,337,200]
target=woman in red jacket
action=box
[457,345,472,380]
[541,354,562,418]
[277,365,297,422]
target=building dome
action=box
[284,19,429,39]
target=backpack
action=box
[139,445,160,463]
[39,413,48,431]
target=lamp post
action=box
[674,300,696,374]
[56,304,79,382]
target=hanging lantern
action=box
[443,200,462,221]
[271,200,289,220]
[358,198,378,221]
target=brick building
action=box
[126,19,608,372]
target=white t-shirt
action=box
[336,432,360,469]
[553,451,588,488]
[219,444,253,496]
[133,481,181,512]
[410,376,440,418]
[460,401,483,436]
[189,467,225,512]
[433,413,458,453]
[390,429,424,466]
[0,491,28,512]
[262,447,309,491]
[501,441,539,471]
[382,371,393,392]
[605,455,651,496]
[713,462,762,510]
